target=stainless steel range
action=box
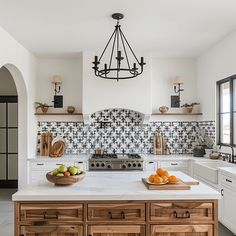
[89,154,143,171]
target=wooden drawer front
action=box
[87,203,145,222]
[20,225,83,236]
[150,202,213,222]
[20,203,83,221]
[88,225,145,236]
[150,225,213,236]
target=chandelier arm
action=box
[109,28,118,70]
[119,28,131,71]
[119,28,140,64]
[99,28,117,62]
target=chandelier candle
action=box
[92,13,146,81]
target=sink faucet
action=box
[219,144,235,163]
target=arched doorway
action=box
[0,64,28,189]
[0,66,18,188]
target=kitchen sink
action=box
[193,160,234,184]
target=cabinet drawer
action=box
[159,160,188,168]
[20,225,83,236]
[31,161,74,170]
[87,203,145,222]
[20,203,83,221]
[150,224,213,236]
[221,175,236,189]
[150,202,213,222]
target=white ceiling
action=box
[0,0,236,57]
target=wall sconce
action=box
[171,76,184,107]
[51,75,63,108]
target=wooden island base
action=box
[15,199,218,236]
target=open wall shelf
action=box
[34,113,83,115]
[152,112,203,115]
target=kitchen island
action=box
[13,171,220,236]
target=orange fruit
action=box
[161,170,170,178]
[64,171,71,177]
[168,175,180,183]
[153,176,163,184]
[161,175,169,183]
[148,174,157,183]
[156,168,166,176]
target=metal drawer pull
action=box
[43,211,59,219]
[78,161,83,164]
[173,211,190,219]
[171,163,178,166]
[36,163,44,166]
[149,161,154,164]
[221,189,224,196]
[108,211,125,219]
[226,178,232,183]
[56,163,63,166]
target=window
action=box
[217,75,236,145]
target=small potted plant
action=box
[181,102,200,113]
[193,127,214,157]
[35,102,53,113]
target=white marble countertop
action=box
[28,154,90,162]
[12,171,220,201]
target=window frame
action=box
[217,75,236,146]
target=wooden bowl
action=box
[46,171,85,185]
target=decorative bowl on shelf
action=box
[159,106,169,113]
[46,171,85,185]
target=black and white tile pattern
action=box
[37,109,215,154]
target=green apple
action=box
[52,169,58,175]
[56,173,64,177]
[58,165,67,173]
[77,167,82,174]
[69,166,78,175]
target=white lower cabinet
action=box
[29,160,88,183]
[219,173,236,234]
[158,160,189,175]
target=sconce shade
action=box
[173,76,184,84]
[52,75,62,84]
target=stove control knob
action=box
[127,163,132,168]
[122,164,127,169]
[91,163,95,167]
[107,164,112,169]
[133,163,137,167]
[138,163,142,167]
[96,163,100,167]
[101,163,105,167]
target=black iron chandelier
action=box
[92,13,146,81]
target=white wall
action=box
[151,58,198,114]
[36,56,83,113]
[0,66,17,95]
[0,26,37,188]
[197,31,236,121]
[82,51,152,115]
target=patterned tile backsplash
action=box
[37,109,215,154]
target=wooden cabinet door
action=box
[20,225,83,236]
[151,225,213,236]
[87,225,145,236]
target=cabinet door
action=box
[20,225,83,236]
[222,186,236,234]
[151,225,212,236]
[87,225,145,236]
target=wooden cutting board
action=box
[142,178,191,190]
